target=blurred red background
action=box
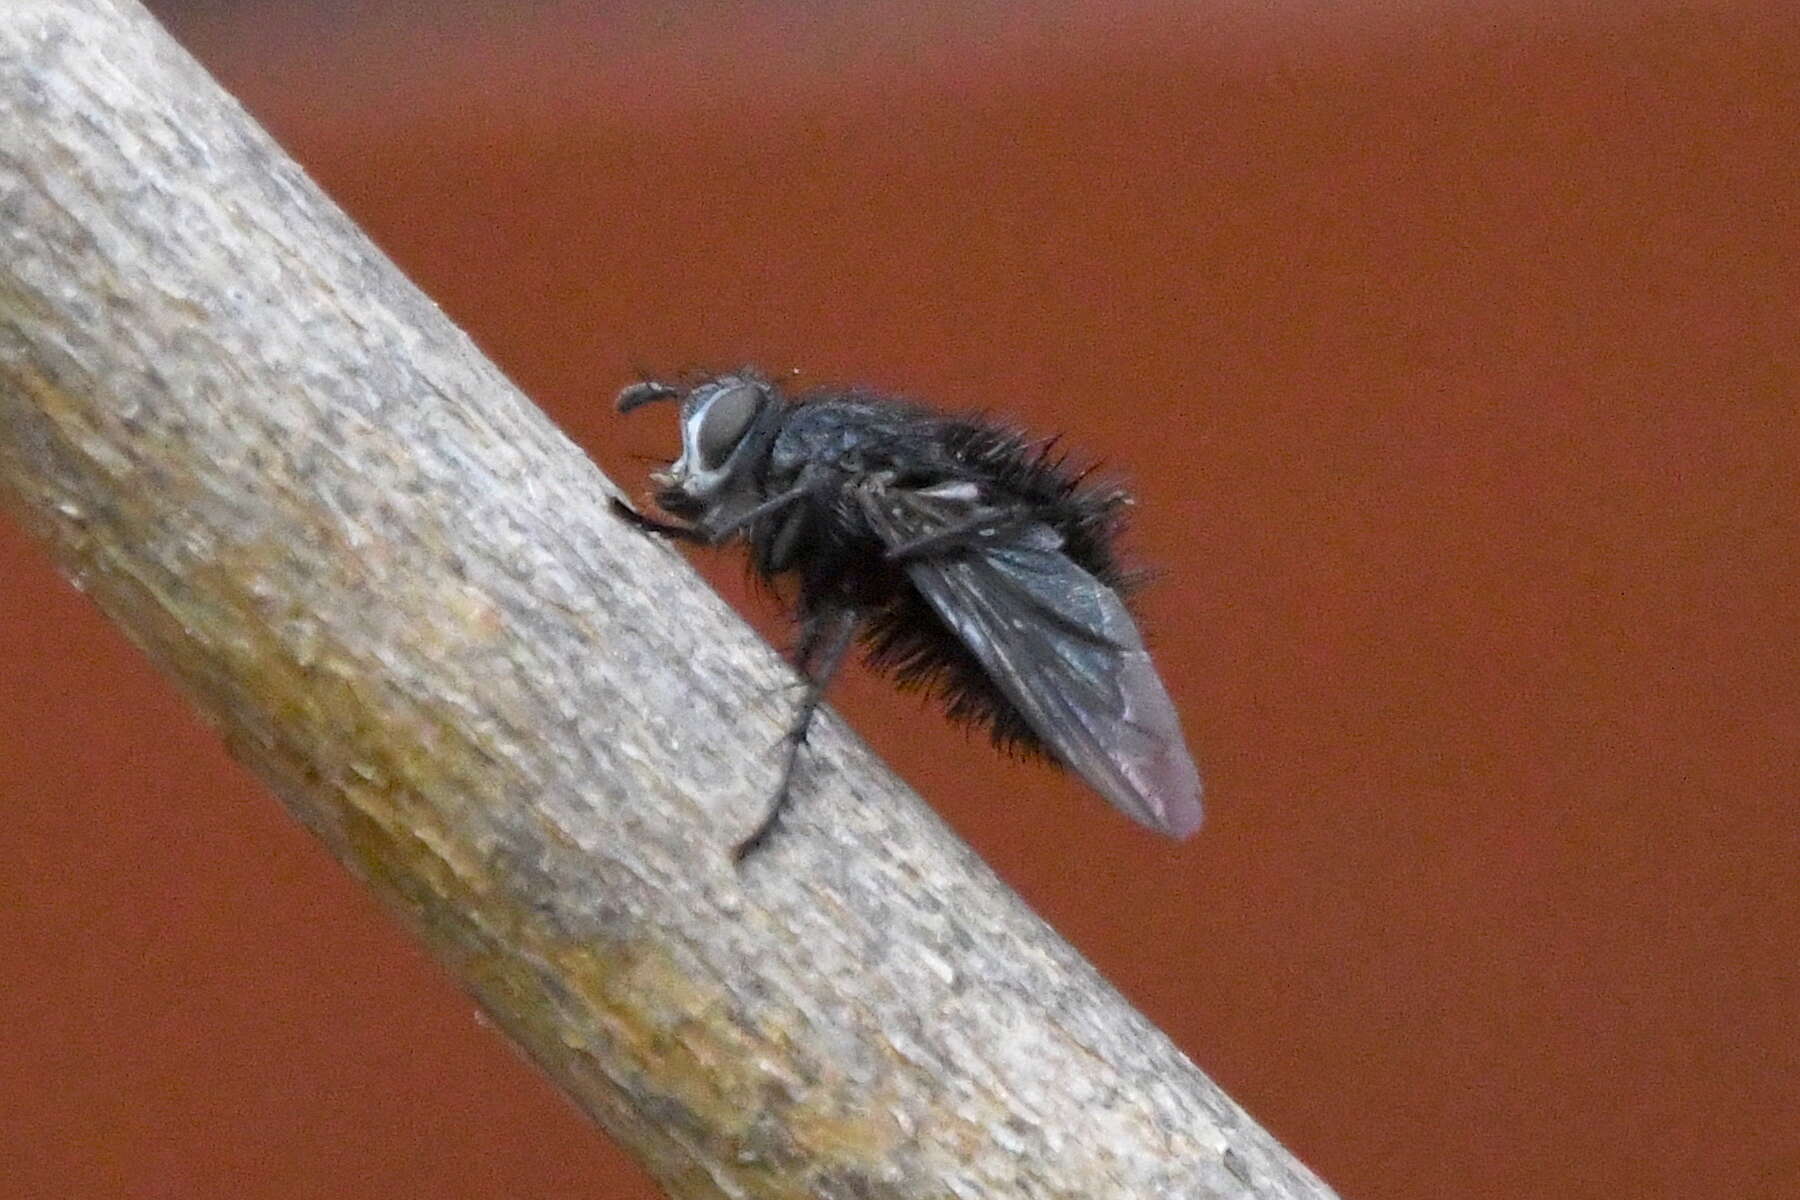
[3,2,1796,1197]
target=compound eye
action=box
[692,381,763,468]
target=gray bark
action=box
[0,2,1339,1197]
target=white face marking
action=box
[670,381,764,497]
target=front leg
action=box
[613,482,818,548]
[610,496,710,544]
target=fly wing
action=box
[859,483,1203,837]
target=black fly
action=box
[612,370,1203,858]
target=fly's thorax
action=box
[767,400,911,477]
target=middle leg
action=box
[733,605,861,860]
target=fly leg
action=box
[609,497,709,543]
[734,606,860,861]
[882,509,1038,561]
[613,481,817,546]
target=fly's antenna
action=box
[615,380,682,413]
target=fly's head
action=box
[616,374,781,526]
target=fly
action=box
[612,370,1203,858]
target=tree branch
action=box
[0,2,1337,1196]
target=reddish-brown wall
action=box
[4,3,1796,1197]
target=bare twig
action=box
[0,2,1337,1196]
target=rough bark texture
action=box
[0,3,1338,1197]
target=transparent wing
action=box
[859,483,1203,837]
